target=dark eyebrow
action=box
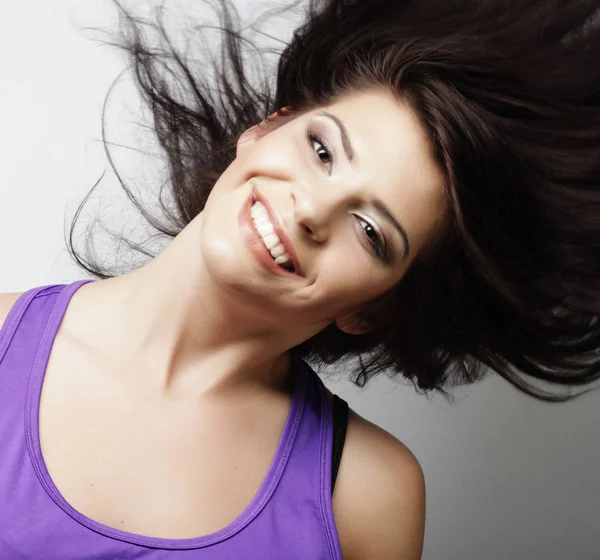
[373,200,410,261]
[317,110,410,261]
[317,111,355,163]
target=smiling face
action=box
[199,88,447,335]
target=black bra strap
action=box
[331,393,349,496]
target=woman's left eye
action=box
[355,215,388,262]
[306,128,334,173]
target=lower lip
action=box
[238,190,299,278]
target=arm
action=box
[358,448,426,559]
[335,410,426,560]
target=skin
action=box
[47,87,446,401]
[0,87,447,557]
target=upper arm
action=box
[334,409,426,560]
[362,443,426,559]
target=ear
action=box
[236,107,291,159]
[236,123,263,159]
[335,313,373,335]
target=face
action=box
[199,88,447,335]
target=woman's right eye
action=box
[306,127,335,174]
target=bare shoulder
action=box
[0,291,25,331]
[330,392,426,560]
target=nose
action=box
[292,182,352,244]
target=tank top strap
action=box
[0,280,92,410]
[0,279,93,478]
[280,355,344,559]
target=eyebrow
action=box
[317,111,355,162]
[318,110,411,261]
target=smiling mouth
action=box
[250,200,296,273]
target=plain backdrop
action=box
[1,1,599,558]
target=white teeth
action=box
[269,243,286,258]
[254,220,275,237]
[262,234,279,250]
[250,201,293,270]
[250,201,268,218]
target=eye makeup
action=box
[305,126,335,172]
[304,124,390,264]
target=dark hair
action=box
[67,0,600,402]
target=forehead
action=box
[317,89,447,251]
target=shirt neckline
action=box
[25,278,308,549]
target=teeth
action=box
[250,202,293,269]
[254,220,275,237]
[250,201,268,218]
[262,234,279,250]
[269,243,286,258]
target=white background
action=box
[1,1,598,558]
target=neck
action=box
[72,213,311,401]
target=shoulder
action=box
[328,391,426,560]
[0,292,25,331]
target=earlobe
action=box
[235,114,274,158]
[235,106,293,158]
[236,124,260,158]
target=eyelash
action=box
[305,127,388,262]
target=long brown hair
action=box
[67,0,600,402]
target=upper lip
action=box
[251,186,304,277]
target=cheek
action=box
[317,249,387,306]
[200,215,238,280]
[200,191,247,279]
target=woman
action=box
[1,0,599,558]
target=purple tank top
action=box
[0,279,343,559]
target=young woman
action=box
[1,0,599,558]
